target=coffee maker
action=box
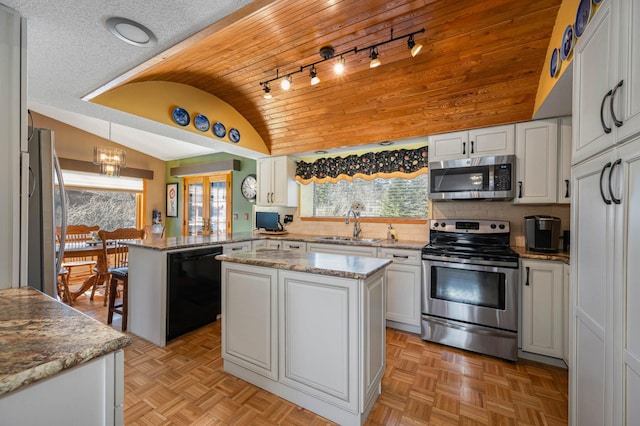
[524,215,561,252]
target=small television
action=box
[255,211,281,232]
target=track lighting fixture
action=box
[408,34,422,57]
[309,65,320,85]
[369,47,381,68]
[258,26,425,98]
[334,55,345,75]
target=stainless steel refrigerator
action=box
[26,128,67,297]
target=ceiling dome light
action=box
[407,35,423,57]
[263,83,272,99]
[369,47,381,68]
[309,65,320,86]
[106,17,156,47]
[280,75,292,91]
[334,55,345,75]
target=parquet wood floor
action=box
[70,286,568,425]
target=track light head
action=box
[408,35,423,57]
[369,47,381,68]
[334,55,345,75]
[263,83,272,99]
[280,75,292,90]
[309,65,320,85]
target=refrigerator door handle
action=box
[54,153,67,274]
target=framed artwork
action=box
[166,183,179,217]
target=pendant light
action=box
[93,122,126,177]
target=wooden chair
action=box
[56,268,71,305]
[98,228,147,331]
[57,225,100,290]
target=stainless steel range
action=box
[421,219,520,361]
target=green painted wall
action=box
[164,153,256,237]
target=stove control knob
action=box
[499,224,505,230]
[490,223,497,229]
[440,222,446,228]
[433,222,439,227]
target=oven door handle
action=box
[425,316,514,338]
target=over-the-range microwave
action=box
[428,155,516,201]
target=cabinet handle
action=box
[470,140,474,154]
[231,247,243,251]
[601,90,613,134]
[392,254,409,259]
[462,142,466,155]
[600,162,612,205]
[289,245,300,249]
[564,179,570,198]
[611,80,624,128]
[525,267,530,286]
[518,181,523,198]
[609,158,622,205]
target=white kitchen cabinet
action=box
[264,240,307,251]
[514,119,558,203]
[563,262,570,366]
[521,259,564,359]
[307,242,377,257]
[222,240,252,253]
[378,248,421,332]
[252,239,267,250]
[221,263,278,380]
[256,156,298,207]
[1,5,25,288]
[572,0,640,165]
[557,116,573,204]
[427,124,514,163]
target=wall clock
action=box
[241,174,257,201]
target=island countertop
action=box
[216,249,392,279]
[0,287,132,397]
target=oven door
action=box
[422,258,518,331]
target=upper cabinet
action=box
[256,156,298,207]
[427,124,515,163]
[573,0,640,164]
[514,119,558,204]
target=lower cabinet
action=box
[520,259,564,359]
[563,263,570,366]
[378,248,422,332]
[222,241,252,253]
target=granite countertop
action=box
[127,232,426,252]
[217,249,392,279]
[0,288,132,397]
[513,246,570,264]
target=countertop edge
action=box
[513,246,570,264]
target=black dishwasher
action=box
[167,246,223,341]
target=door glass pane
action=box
[209,180,226,237]
[187,182,204,236]
[430,266,505,309]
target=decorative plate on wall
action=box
[550,48,561,78]
[213,121,226,138]
[194,114,210,132]
[560,24,574,61]
[172,107,190,126]
[229,128,241,143]
[575,0,591,38]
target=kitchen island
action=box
[0,287,132,425]
[217,249,390,426]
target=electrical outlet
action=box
[283,214,294,223]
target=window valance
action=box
[295,146,428,184]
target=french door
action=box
[183,173,231,237]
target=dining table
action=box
[58,241,115,302]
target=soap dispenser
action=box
[387,224,397,241]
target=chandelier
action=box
[93,146,126,177]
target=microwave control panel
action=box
[494,164,512,191]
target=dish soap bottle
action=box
[387,224,397,241]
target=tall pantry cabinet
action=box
[0,5,25,288]
[571,0,640,424]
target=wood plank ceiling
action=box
[107,0,562,157]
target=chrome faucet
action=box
[346,209,362,238]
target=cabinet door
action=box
[557,117,572,204]
[385,263,421,326]
[563,263,570,366]
[222,241,251,254]
[571,150,617,426]
[221,263,278,380]
[469,124,515,158]
[521,259,564,358]
[572,0,618,164]
[616,0,640,142]
[515,119,558,203]
[256,158,272,205]
[427,131,468,162]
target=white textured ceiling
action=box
[2,0,263,160]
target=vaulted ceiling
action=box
[94,0,562,157]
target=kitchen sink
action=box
[313,236,381,243]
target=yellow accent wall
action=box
[91,81,269,155]
[534,0,602,115]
